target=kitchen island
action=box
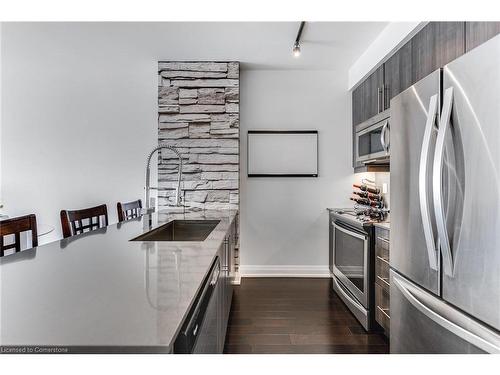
[0,209,238,353]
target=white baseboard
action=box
[239,265,331,278]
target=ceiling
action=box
[2,22,388,71]
[144,22,388,71]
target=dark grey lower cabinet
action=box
[465,22,500,52]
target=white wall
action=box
[348,22,423,90]
[239,70,368,276]
[1,23,158,243]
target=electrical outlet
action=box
[382,183,388,194]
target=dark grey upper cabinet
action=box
[465,22,500,52]
[411,22,465,83]
[352,84,364,126]
[364,66,384,120]
[384,40,412,103]
[352,65,384,126]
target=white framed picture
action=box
[247,130,318,177]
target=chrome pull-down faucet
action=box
[144,144,183,214]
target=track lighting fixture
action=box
[292,21,305,57]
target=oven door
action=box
[332,221,369,308]
[355,120,390,163]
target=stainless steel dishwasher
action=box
[173,257,221,354]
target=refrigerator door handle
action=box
[433,87,454,277]
[393,273,500,353]
[419,94,439,271]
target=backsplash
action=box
[157,61,240,211]
[352,172,390,209]
[374,172,390,209]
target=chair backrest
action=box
[117,199,142,222]
[60,204,108,239]
[0,214,38,256]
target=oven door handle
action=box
[333,222,367,241]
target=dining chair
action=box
[60,204,108,239]
[117,199,142,222]
[0,214,38,257]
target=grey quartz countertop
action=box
[373,222,390,230]
[0,209,238,353]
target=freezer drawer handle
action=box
[393,273,500,353]
[433,87,454,277]
[418,94,439,271]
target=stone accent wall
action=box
[157,61,240,211]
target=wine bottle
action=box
[352,190,382,201]
[350,197,384,208]
[353,183,380,194]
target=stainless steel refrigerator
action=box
[390,35,500,353]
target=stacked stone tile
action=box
[157,61,240,211]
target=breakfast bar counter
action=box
[0,209,238,353]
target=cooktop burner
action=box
[329,208,389,227]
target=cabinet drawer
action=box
[375,226,389,241]
[375,283,390,335]
[375,256,390,292]
[375,237,389,263]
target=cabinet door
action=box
[352,65,384,126]
[384,40,412,103]
[465,22,500,52]
[363,66,384,120]
[352,84,364,126]
[412,22,465,83]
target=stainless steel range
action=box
[328,208,387,331]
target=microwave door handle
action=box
[419,94,439,271]
[380,120,389,153]
[433,87,454,277]
[385,122,390,152]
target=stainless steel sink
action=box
[131,220,220,242]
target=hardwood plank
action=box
[223,344,253,354]
[290,333,387,346]
[226,325,295,335]
[225,334,292,345]
[223,278,389,354]
[252,344,389,354]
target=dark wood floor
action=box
[223,278,389,354]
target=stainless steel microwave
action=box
[355,114,390,165]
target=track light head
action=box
[292,42,301,57]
